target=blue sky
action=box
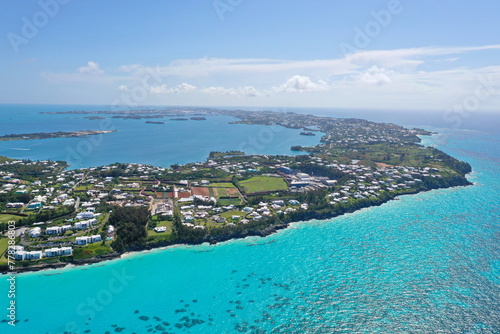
[1,0,499,111]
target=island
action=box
[146,121,165,124]
[0,130,117,142]
[111,115,165,120]
[299,131,315,136]
[83,116,106,120]
[0,108,472,273]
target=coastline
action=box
[1,178,472,276]
[0,130,117,142]
[0,109,473,276]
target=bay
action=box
[0,104,321,169]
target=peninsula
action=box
[0,109,472,273]
[0,130,117,142]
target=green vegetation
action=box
[0,156,13,163]
[0,237,9,265]
[110,206,150,252]
[217,198,242,206]
[207,182,235,188]
[208,151,245,159]
[147,220,173,236]
[0,130,116,142]
[239,176,288,194]
[18,205,75,226]
[73,243,113,260]
[172,210,206,243]
[220,210,246,220]
[0,214,24,224]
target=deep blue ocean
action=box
[0,105,499,333]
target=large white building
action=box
[8,245,24,253]
[46,225,73,235]
[61,225,72,232]
[76,211,101,220]
[29,227,42,238]
[6,202,24,208]
[46,226,62,235]
[74,218,97,230]
[75,234,102,245]
[44,247,73,257]
[13,250,43,261]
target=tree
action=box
[109,206,150,252]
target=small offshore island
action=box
[0,109,472,273]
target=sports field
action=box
[239,176,288,194]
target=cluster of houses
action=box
[279,158,439,204]
[0,160,82,214]
[9,245,73,261]
[318,119,422,147]
[172,198,307,229]
[28,217,98,237]
[14,224,103,261]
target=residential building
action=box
[44,247,73,257]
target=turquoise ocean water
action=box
[0,105,499,333]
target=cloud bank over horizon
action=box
[35,45,500,111]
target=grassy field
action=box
[0,214,24,224]
[218,198,242,206]
[208,182,235,188]
[220,210,246,220]
[98,213,110,223]
[73,242,113,260]
[0,237,9,264]
[215,187,240,198]
[147,220,173,236]
[240,176,288,194]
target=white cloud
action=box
[112,45,500,82]
[149,84,169,94]
[77,61,103,75]
[118,64,142,73]
[170,83,197,93]
[37,44,500,111]
[359,66,393,85]
[202,86,261,97]
[347,44,500,70]
[118,58,356,79]
[273,75,329,93]
[148,83,197,95]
